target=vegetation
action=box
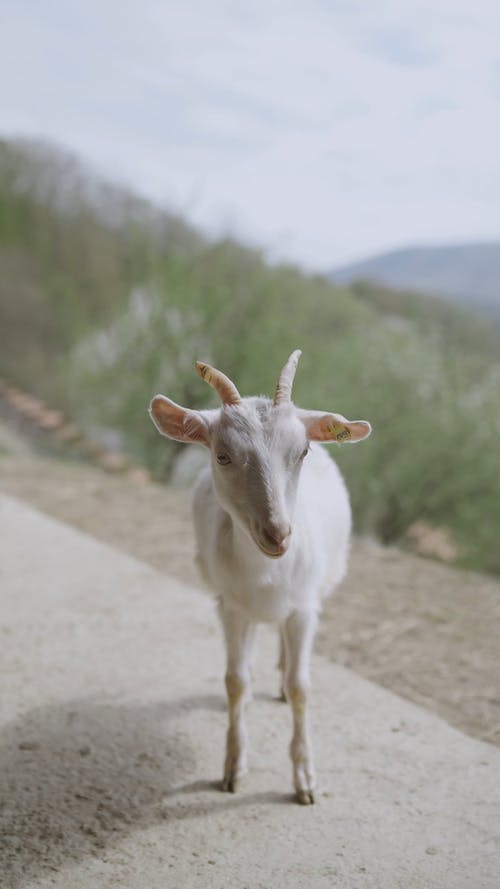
[1,138,500,575]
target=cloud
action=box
[0,0,499,267]
[357,26,439,68]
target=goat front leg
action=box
[282,609,317,805]
[219,605,256,793]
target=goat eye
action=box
[300,446,310,460]
[216,452,231,466]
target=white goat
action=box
[149,350,371,804]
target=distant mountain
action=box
[330,243,500,321]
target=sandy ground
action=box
[1,430,499,750]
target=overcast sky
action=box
[1,0,499,268]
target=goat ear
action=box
[298,410,371,444]
[149,395,210,447]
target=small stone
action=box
[82,440,106,459]
[98,452,129,473]
[426,846,438,855]
[57,423,83,443]
[127,466,152,485]
[18,740,39,751]
[38,409,65,431]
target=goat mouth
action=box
[254,539,289,559]
[249,527,290,558]
[262,549,285,558]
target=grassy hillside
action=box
[0,138,203,398]
[1,138,500,576]
[331,243,500,322]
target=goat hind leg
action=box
[277,629,286,702]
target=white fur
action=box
[192,397,351,803]
[150,383,370,804]
[194,435,351,623]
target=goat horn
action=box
[273,349,302,406]
[195,361,241,405]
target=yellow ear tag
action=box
[326,421,351,442]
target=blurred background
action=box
[1,0,500,579]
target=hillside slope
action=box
[0,137,203,396]
[1,137,500,577]
[331,242,500,321]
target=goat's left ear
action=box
[298,410,372,444]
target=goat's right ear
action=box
[149,395,210,447]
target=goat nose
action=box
[263,524,291,547]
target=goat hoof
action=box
[296,789,315,805]
[278,687,287,702]
[221,775,239,793]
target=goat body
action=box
[150,352,370,804]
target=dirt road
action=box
[1,445,499,748]
[3,493,499,889]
